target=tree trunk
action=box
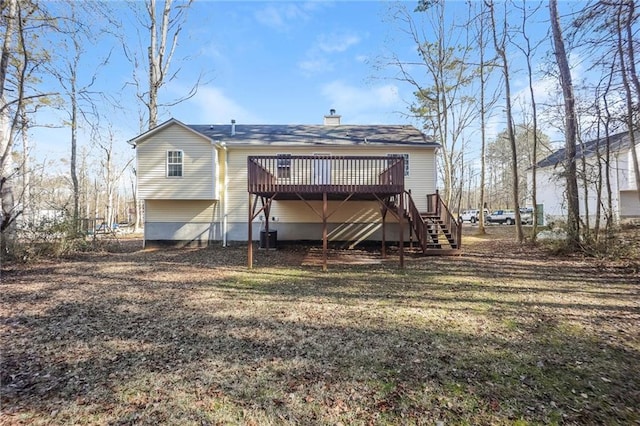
[147,0,177,129]
[0,0,18,178]
[518,1,541,239]
[578,134,591,237]
[148,0,159,128]
[71,66,79,233]
[0,0,17,101]
[550,0,580,247]
[20,110,30,225]
[489,0,523,242]
[602,74,615,233]
[1,0,24,243]
[477,1,489,235]
[593,127,602,238]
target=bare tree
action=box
[614,1,640,203]
[1,0,22,242]
[512,0,545,238]
[1,1,59,255]
[487,0,524,241]
[471,1,501,234]
[600,64,619,233]
[41,1,119,233]
[0,0,17,102]
[129,167,142,232]
[549,0,580,247]
[125,0,198,131]
[96,128,133,230]
[570,0,639,234]
[382,2,478,206]
[121,0,199,234]
[19,112,31,224]
[1,0,39,244]
[477,3,489,234]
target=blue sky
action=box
[158,1,412,126]
[38,1,414,161]
[34,0,581,165]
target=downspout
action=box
[142,200,146,249]
[216,142,228,247]
[224,147,228,247]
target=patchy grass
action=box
[1,227,639,425]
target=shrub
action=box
[3,217,120,263]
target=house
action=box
[529,130,640,226]
[128,111,460,267]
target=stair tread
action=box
[401,195,461,253]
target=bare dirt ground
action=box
[1,226,639,425]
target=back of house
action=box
[129,112,443,248]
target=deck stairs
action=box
[387,191,461,254]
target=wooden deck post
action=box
[247,155,417,268]
[248,192,253,269]
[322,191,328,272]
[399,190,404,268]
[407,190,413,248]
[381,205,387,259]
[263,198,271,251]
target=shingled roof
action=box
[188,124,437,147]
[536,130,638,168]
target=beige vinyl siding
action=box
[226,146,437,223]
[146,200,218,223]
[272,200,387,223]
[137,124,216,199]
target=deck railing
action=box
[387,191,461,251]
[427,191,462,248]
[248,155,405,194]
[402,190,437,251]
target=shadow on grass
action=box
[1,244,639,424]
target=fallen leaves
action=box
[1,230,639,424]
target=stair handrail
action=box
[402,190,430,252]
[432,192,462,249]
[392,191,461,251]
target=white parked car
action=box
[459,209,489,224]
[519,207,534,225]
[486,208,534,225]
[486,210,516,225]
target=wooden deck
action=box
[248,155,405,200]
[246,155,461,269]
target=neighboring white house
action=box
[529,130,640,226]
[128,112,451,249]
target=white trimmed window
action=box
[277,153,291,179]
[167,150,183,177]
[388,153,409,176]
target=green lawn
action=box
[1,231,639,425]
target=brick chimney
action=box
[323,109,341,126]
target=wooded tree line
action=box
[1,0,638,256]
[1,0,194,255]
[385,0,639,245]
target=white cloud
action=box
[177,86,262,124]
[298,57,334,74]
[254,3,311,32]
[200,42,226,61]
[298,31,363,76]
[320,81,403,124]
[317,32,361,53]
